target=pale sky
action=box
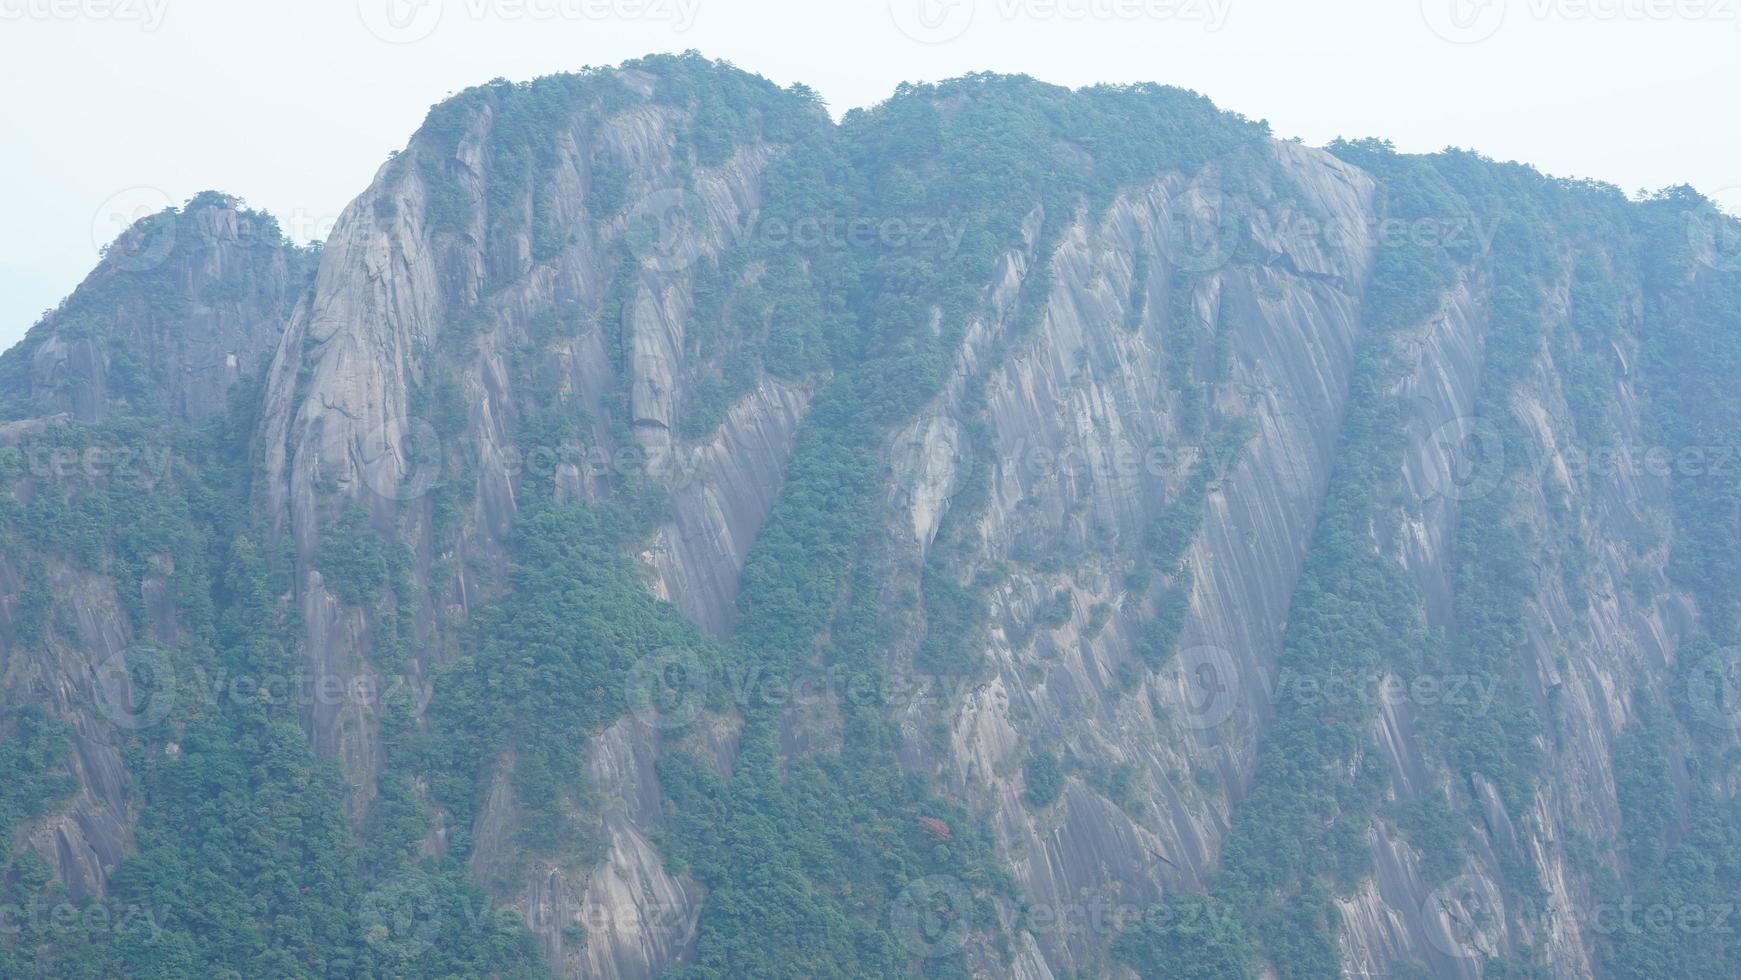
[3,0,1738,353]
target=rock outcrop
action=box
[4,57,1738,980]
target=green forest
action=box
[3,53,1740,979]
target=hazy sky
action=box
[3,0,1737,353]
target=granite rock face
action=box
[872,142,1381,975]
[0,195,311,902]
[8,196,310,423]
[3,60,1735,979]
[249,68,817,976]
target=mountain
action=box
[3,52,1740,978]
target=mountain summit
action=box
[3,53,1739,979]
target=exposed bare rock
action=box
[877,142,1384,970]
[6,61,1735,980]
[250,66,813,974]
[6,195,310,423]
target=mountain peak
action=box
[2,191,311,423]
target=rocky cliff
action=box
[1,194,312,906]
[3,55,1739,980]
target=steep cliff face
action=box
[5,57,1740,980]
[1311,173,1723,980]
[878,141,1380,975]
[251,59,829,977]
[0,195,311,905]
[0,194,311,424]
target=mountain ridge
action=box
[3,52,1740,979]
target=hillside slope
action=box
[3,54,1739,979]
